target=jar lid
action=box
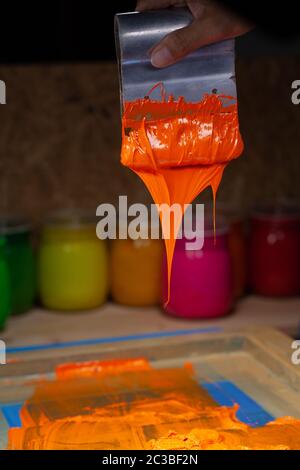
[118,211,161,239]
[182,206,229,239]
[252,204,300,223]
[0,215,31,235]
[212,201,245,223]
[44,209,98,229]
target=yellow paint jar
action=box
[38,213,108,311]
[111,224,163,306]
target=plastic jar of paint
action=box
[111,221,163,306]
[38,213,108,310]
[163,222,234,319]
[249,207,300,296]
[216,205,247,299]
[0,237,11,329]
[228,218,247,298]
[0,217,36,315]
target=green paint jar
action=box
[0,237,11,329]
[0,218,36,315]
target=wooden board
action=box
[0,327,299,449]
[3,297,300,354]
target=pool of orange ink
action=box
[7,358,300,450]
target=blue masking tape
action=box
[202,380,274,427]
[6,326,222,355]
[1,403,23,428]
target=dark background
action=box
[0,1,300,64]
[0,1,300,234]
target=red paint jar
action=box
[249,207,300,296]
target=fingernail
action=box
[151,46,173,68]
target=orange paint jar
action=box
[111,224,163,306]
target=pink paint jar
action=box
[163,223,234,319]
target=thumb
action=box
[150,9,253,68]
[150,20,211,68]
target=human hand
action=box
[136,0,253,67]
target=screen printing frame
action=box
[0,328,299,449]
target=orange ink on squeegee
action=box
[121,84,244,302]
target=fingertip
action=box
[151,46,174,68]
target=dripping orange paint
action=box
[121,86,244,301]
